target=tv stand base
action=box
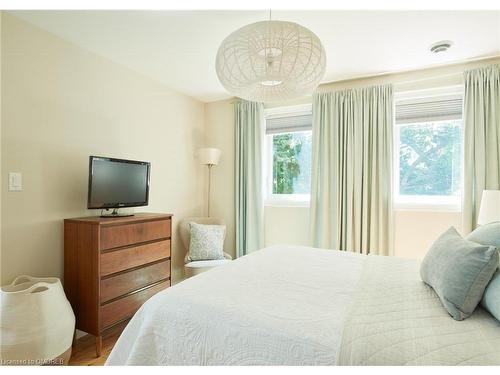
[100,208,134,218]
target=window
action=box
[394,88,463,210]
[265,105,313,206]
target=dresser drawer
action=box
[100,280,169,329]
[100,240,171,277]
[100,260,170,304]
[100,219,171,250]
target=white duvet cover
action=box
[106,245,365,365]
[338,255,500,365]
[106,245,500,365]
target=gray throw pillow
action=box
[465,222,500,321]
[465,222,500,249]
[188,222,225,261]
[420,227,499,320]
[482,270,500,321]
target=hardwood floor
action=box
[69,321,127,366]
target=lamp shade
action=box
[198,148,221,166]
[477,190,500,225]
[215,20,326,103]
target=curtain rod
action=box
[316,70,466,91]
[226,55,500,103]
[318,54,500,89]
[393,71,463,86]
[228,74,461,104]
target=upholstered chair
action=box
[179,217,232,278]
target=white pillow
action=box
[188,222,225,261]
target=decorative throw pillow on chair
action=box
[188,222,225,261]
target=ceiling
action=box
[10,10,500,102]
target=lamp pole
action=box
[198,147,221,218]
[207,164,213,217]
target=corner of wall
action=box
[0,10,4,282]
[203,98,236,257]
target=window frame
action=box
[264,104,313,207]
[393,86,464,212]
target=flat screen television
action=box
[87,156,150,216]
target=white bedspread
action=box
[106,245,365,365]
[106,245,500,365]
[338,255,500,365]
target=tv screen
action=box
[87,156,150,209]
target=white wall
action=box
[204,57,500,259]
[264,207,462,259]
[264,206,310,247]
[393,209,462,259]
[1,14,206,284]
[0,12,3,271]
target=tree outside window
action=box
[398,120,462,197]
[394,88,463,208]
[271,131,312,195]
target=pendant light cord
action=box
[269,9,272,21]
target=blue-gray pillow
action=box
[465,222,500,321]
[482,270,500,321]
[465,222,500,249]
[420,227,499,321]
[188,222,225,261]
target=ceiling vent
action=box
[430,40,453,53]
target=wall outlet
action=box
[8,172,22,192]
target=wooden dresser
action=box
[64,213,172,356]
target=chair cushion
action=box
[184,259,231,268]
[188,222,225,261]
[420,227,499,320]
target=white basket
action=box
[0,275,75,364]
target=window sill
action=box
[394,194,461,212]
[265,195,310,208]
[393,203,461,212]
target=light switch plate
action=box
[8,172,22,191]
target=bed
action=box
[106,245,500,365]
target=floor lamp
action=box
[199,148,221,217]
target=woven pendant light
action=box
[216,13,326,103]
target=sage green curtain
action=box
[310,85,394,255]
[463,65,500,233]
[235,100,265,257]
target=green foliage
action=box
[399,121,462,196]
[273,133,303,194]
